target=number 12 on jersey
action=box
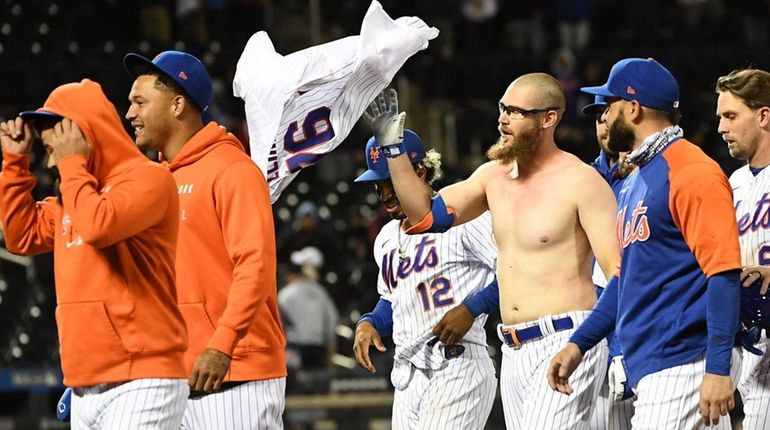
[416,276,455,312]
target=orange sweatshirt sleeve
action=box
[57,155,174,248]
[668,162,742,276]
[206,159,277,356]
[0,152,57,255]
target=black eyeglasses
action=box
[498,102,560,119]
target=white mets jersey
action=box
[730,165,770,266]
[373,212,497,354]
[233,0,439,202]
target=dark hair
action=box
[715,69,770,110]
[138,67,199,112]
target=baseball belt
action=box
[497,316,574,348]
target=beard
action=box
[487,125,540,164]
[607,112,635,153]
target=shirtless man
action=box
[365,75,620,429]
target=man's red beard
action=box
[487,125,540,164]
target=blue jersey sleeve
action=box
[705,270,740,375]
[463,276,499,318]
[570,276,618,353]
[359,298,393,337]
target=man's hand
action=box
[353,321,385,374]
[547,343,584,395]
[48,119,91,165]
[0,118,34,155]
[362,89,406,147]
[189,348,232,392]
[432,304,474,345]
[699,373,734,426]
[741,265,770,294]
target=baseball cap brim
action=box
[581,102,608,115]
[354,169,390,183]
[580,84,617,98]
[19,110,64,122]
[123,53,159,79]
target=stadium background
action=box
[0,0,767,428]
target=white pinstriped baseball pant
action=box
[738,335,770,430]
[181,378,286,430]
[391,344,497,430]
[500,310,608,430]
[631,349,741,430]
[71,378,188,429]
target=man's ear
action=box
[626,100,643,123]
[171,95,187,117]
[758,106,770,129]
[541,110,560,129]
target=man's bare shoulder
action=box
[469,160,508,181]
[552,151,610,190]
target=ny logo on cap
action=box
[626,86,636,95]
[178,71,188,80]
[370,146,381,163]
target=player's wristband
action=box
[359,298,393,337]
[463,277,499,318]
[570,276,619,354]
[381,142,407,158]
[706,270,740,375]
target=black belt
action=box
[189,381,248,399]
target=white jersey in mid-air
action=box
[373,212,496,351]
[233,0,439,202]
[730,164,770,430]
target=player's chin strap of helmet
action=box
[404,194,456,234]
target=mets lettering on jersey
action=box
[233,1,439,202]
[617,201,650,248]
[614,138,741,387]
[735,192,770,236]
[381,236,439,291]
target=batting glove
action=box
[363,89,406,157]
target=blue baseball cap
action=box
[581,58,680,113]
[123,51,213,113]
[354,129,426,183]
[581,95,608,115]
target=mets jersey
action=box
[373,212,496,354]
[730,164,770,430]
[731,165,770,268]
[614,137,741,387]
[233,0,439,202]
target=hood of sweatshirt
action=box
[29,79,145,182]
[166,122,246,171]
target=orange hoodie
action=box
[167,122,285,381]
[0,79,187,387]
